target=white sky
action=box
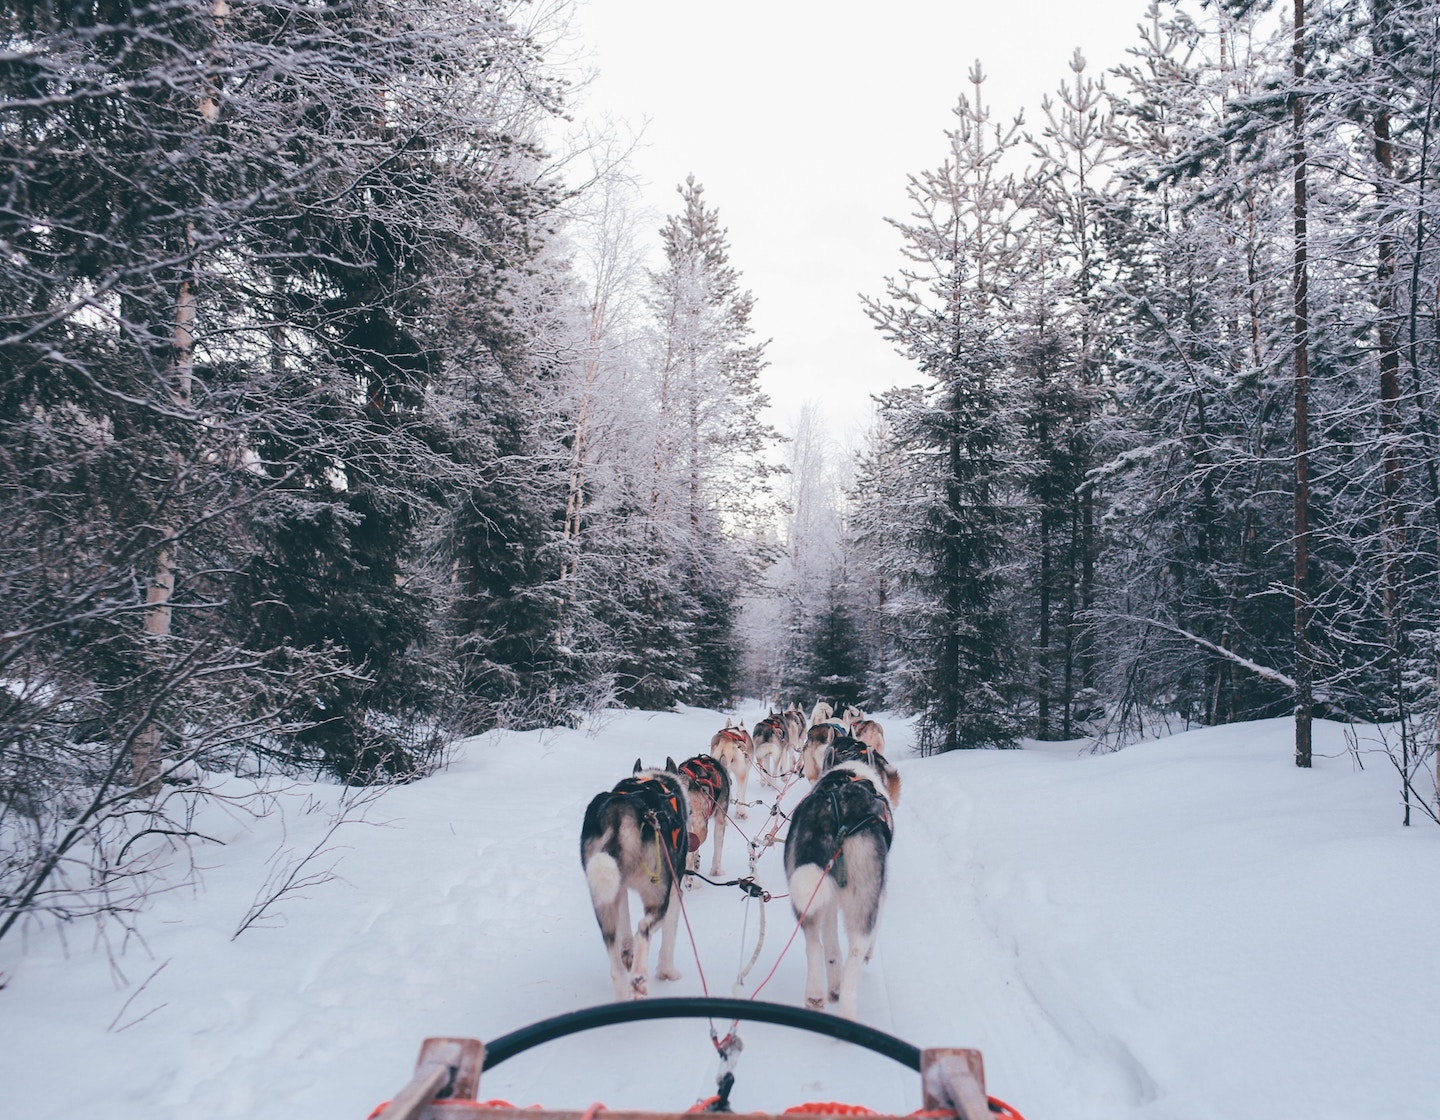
[559,0,1153,440]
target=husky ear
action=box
[665,756,678,773]
[633,757,643,774]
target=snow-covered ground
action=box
[2,708,1437,1120]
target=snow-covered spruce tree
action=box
[759,403,850,703]
[0,0,569,939]
[543,157,651,716]
[1095,2,1302,738]
[789,565,871,712]
[218,0,569,775]
[861,66,1026,753]
[631,176,779,709]
[1016,49,1127,738]
[1285,0,1440,805]
[848,409,904,713]
[1009,218,1089,739]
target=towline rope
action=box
[649,810,713,1001]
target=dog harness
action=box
[816,767,894,848]
[678,755,725,822]
[716,726,749,745]
[609,772,687,870]
[826,737,882,772]
[755,714,787,738]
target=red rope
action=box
[746,840,843,1001]
[722,803,758,845]
[780,1103,1026,1119]
[747,769,802,862]
[655,822,712,998]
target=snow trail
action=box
[4,710,1440,1120]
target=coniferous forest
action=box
[4,0,1440,938]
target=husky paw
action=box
[630,976,649,998]
[655,965,682,981]
[805,996,826,1011]
[828,988,840,1002]
[621,946,634,970]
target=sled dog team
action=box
[579,701,899,1020]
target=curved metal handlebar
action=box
[481,996,922,1072]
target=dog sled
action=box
[367,996,1025,1120]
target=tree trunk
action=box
[135,271,196,793]
[1292,0,1314,768]
[1372,0,1409,818]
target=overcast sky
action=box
[559,0,1152,440]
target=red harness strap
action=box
[679,755,725,821]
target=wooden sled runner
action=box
[368,997,1024,1120]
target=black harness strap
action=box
[613,773,687,863]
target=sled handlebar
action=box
[481,996,922,1071]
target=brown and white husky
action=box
[709,720,755,818]
[850,715,886,756]
[750,711,790,778]
[676,753,731,885]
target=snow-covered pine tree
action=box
[861,65,1026,752]
[223,0,568,776]
[635,176,779,708]
[1282,0,1440,804]
[761,403,847,702]
[1095,2,1300,738]
[0,0,572,940]
[1018,49,1126,738]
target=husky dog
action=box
[784,758,895,1019]
[823,734,901,807]
[850,716,886,756]
[840,705,866,731]
[781,705,808,764]
[800,721,842,784]
[677,753,731,885]
[751,712,789,777]
[709,721,754,818]
[580,759,690,1000]
[810,700,835,727]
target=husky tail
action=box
[585,847,622,905]
[581,793,625,905]
[787,861,836,917]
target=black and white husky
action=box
[783,757,895,1019]
[580,759,689,1000]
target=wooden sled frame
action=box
[374,997,1002,1120]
